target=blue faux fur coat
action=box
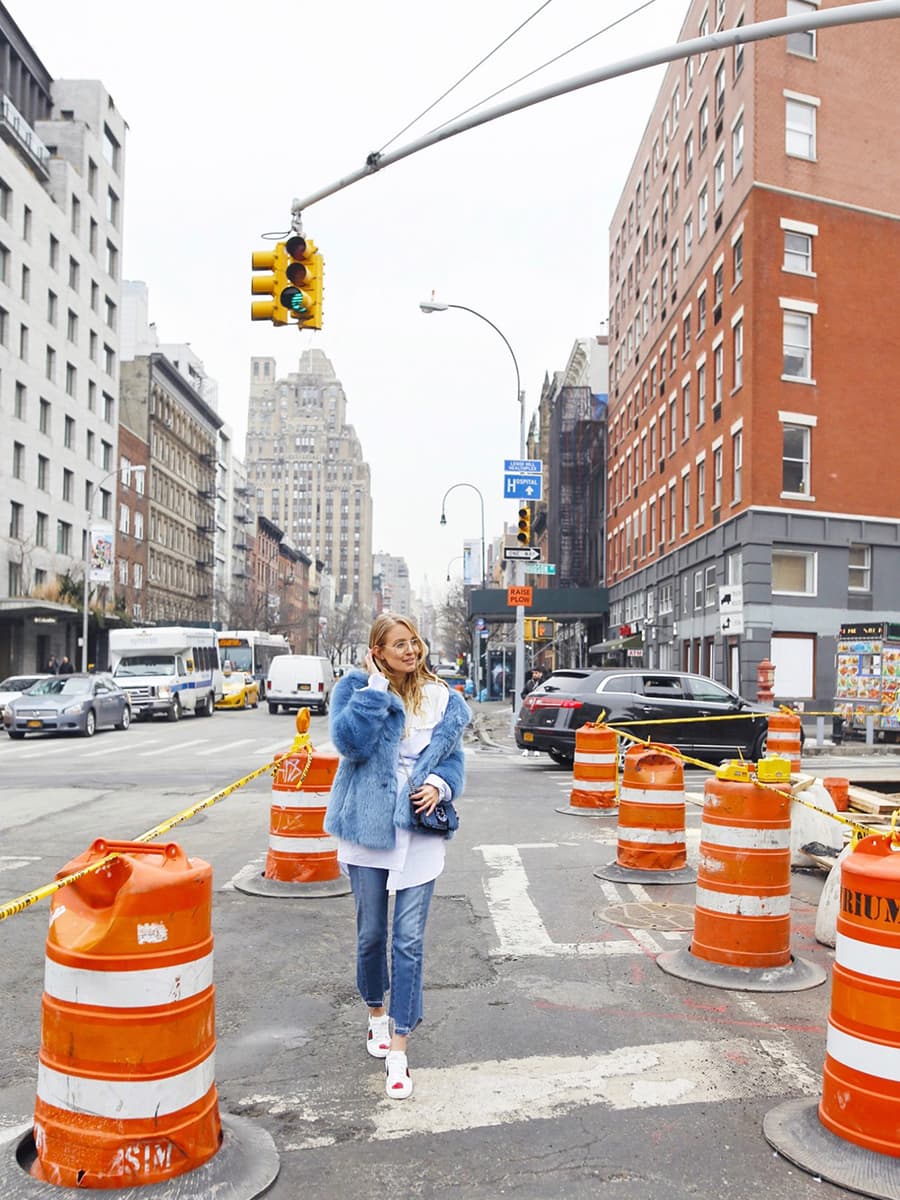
[324,669,471,851]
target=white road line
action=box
[476,844,641,959]
[194,738,256,758]
[256,739,295,757]
[137,738,202,757]
[258,1036,818,1149]
[9,741,75,756]
[0,855,41,873]
[79,744,124,759]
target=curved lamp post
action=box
[422,299,526,708]
[439,482,485,587]
[82,464,146,671]
[446,554,464,583]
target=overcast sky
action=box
[20,0,687,601]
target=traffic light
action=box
[517,506,531,544]
[250,236,324,329]
[524,618,555,643]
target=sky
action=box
[18,0,688,601]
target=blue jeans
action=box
[347,865,435,1037]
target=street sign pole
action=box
[514,397,527,716]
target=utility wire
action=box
[375,0,556,155]
[424,0,660,138]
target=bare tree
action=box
[437,582,473,664]
[320,604,367,668]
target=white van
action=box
[266,655,335,715]
[109,627,223,721]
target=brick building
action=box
[606,0,900,707]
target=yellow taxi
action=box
[215,663,260,710]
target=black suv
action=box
[515,669,772,765]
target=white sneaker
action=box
[385,1049,413,1099]
[366,1013,391,1059]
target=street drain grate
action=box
[596,902,695,931]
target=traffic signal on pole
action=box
[250,236,324,329]
[517,506,531,544]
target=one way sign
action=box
[503,546,542,562]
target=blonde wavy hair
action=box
[369,612,444,713]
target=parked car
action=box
[0,674,51,716]
[515,668,775,765]
[4,673,131,739]
[216,666,260,710]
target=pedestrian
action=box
[521,667,544,700]
[325,611,470,1100]
[57,655,74,675]
[46,655,58,674]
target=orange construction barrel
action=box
[766,711,802,772]
[658,760,825,991]
[556,723,618,816]
[594,743,695,884]
[31,839,220,1189]
[765,834,900,1193]
[823,776,850,812]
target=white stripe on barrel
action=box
[700,822,791,849]
[268,833,338,855]
[43,952,214,1008]
[36,1052,216,1119]
[695,885,790,917]
[836,931,900,982]
[574,751,616,765]
[826,1023,900,1082]
[616,826,686,845]
[619,785,685,806]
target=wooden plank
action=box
[847,785,900,815]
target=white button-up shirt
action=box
[337,675,451,891]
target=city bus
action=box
[217,630,291,682]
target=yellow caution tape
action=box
[0,757,279,924]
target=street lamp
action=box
[421,299,527,708]
[446,554,464,583]
[82,464,146,672]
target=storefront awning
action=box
[588,634,643,655]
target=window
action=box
[715,342,725,405]
[734,13,745,76]
[783,310,812,378]
[714,151,726,209]
[685,55,694,97]
[49,234,59,270]
[107,188,120,228]
[669,394,678,448]
[39,397,50,434]
[64,415,74,448]
[849,545,871,592]
[697,361,707,424]
[0,178,9,221]
[63,468,73,502]
[105,297,117,329]
[134,562,143,589]
[698,184,709,238]
[784,230,813,273]
[45,345,56,381]
[103,124,121,172]
[786,97,817,159]
[699,97,709,151]
[106,241,118,278]
[694,569,704,609]
[20,263,29,301]
[732,429,743,501]
[682,379,691,433]
[713,445,723,508]
[772,549,816,595]
[14,382,25,418]
[684,212,693,262]
[683,310,691,353]
[67,309,78,342]
[65,362,77,397]
[12,441,24,479]
[715,61,726,119]
[733,234,743,284]
[104,343,115,375]
[697,459,706,524]
[685,131,694,180]
[671,238,679,291]
[698,288,707,335]
[682,473,691,533]
[119,504,130,535]
[733,320,743,388]
[38,454,49,489]
[9,500,23,539]
[732,113,744,175]
[88,158,98,197]
[787,0,817,56]
[86,429,95,463]
[35,511,48,548]
[47,290,58,325]
[22,206,31,242]
[714,264,724,308]
[118,558,128,586]
[57,520,72,555]
[134,512,144,540]
[782,423,810,494]
[103,392,115,423]
[705,564,717,607]
[68,256,80,290]
[70,194,81,236]
[18,323,28,360]
[669,482,678,542]
[102,440,112,470]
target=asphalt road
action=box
[0,705,871,1199]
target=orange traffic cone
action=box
[236,709,351,898]
[556,723,619,816]
[594,743,695,884]
[658,759,825,991]
[765,833,900,1194]
[13,838,278,1194]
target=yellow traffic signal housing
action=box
[517,506,531,544]
[524,618,555,643]
[250,237,324,329]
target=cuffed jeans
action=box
[347,865,435,1037]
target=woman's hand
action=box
[410,783,440,815]
[364,648,381,677]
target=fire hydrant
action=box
[757,658,775,703]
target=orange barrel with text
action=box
[569,723,618,810]
[692,763,792,968]
[264,743,341,884]
[819,835,900,1154]
[32,839,220,1189]
[614,744,687,870]
[766,711,802,772]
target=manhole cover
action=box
[596,902,695,931]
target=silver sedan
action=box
[4,674,131,739]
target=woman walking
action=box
[325,613,470,1098]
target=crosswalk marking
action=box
[250,1036,818,1151]
[194,737,256,758]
